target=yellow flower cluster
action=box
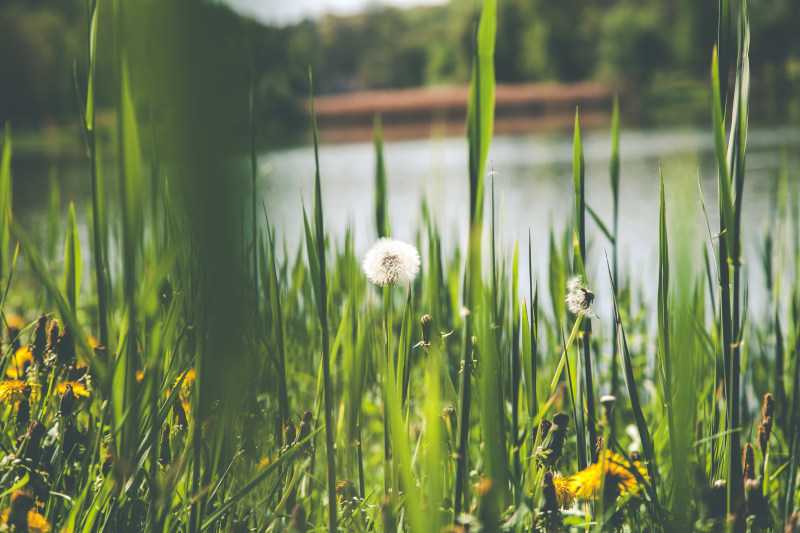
[569,450,648,501]
[0,507,52,533]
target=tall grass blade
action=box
[374,115,389,238]
[606,255,656,478]
[65,202,82,314]
[0,122,12,280]
[308,69,337,533]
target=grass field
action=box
[0,0,798,531]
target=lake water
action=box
[10,123,800,318]
[262,124,800,316]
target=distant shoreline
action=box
[309,82,616,143]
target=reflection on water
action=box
[10,125,800,316]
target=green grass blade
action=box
[65,202,83,313]
[606,255,656,476]
[711,46,735,259]
[0,122,12,279]
[308,68,337,533]
[374,114,388,238]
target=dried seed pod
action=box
[31,314,48,364]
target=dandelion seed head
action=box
[565,275,596,318]
[362,238,420,287]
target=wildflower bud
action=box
[742,443,755,481]
[173,398,188,429]
[420,314,433,345]
[31,314,48,364]
[287,504,308,533]
[594,436,605,462]
[539,413,569,466]
[59,384,76,417]
[759,393,774,456]
[297,411,313,454]
[57,325,76,366]
[442,406,457,435]
[8,490,35,530]
[600,394,616,421]
[159,424,172,467]
[47,319,60,353]
[762,393,775,420]
[283,419,296,448]
[93,344,107,363]
[336,479,356,503]
[102,452,114,476]
[539,418,552,441]
[21,420,46,465]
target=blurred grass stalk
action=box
[455,0,497,517]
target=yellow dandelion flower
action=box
[552,474,576,509]
[172,368,195,414]
[0,380,33,403]
[5,313,27,332]
[56,381,90,398]
[6,346,34,379]
[135,370,145,383]
[569,450,648,502]
[0,508,52,533]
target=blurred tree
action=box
[597,2,671,87]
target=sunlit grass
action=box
[0,0,797,531]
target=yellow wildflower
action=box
[569,450,648,502]
[56,381,90,398]
[6,346,34,379]
[552,474,576,509]
[173,368,195,414]
[0,507,52,533]
[0,380,33,403]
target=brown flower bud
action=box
[742,443,755,481]
[420,314,433,345]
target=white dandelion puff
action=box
[565,275,596,318]
[362,238,420,287]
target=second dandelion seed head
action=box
[566,275,596,318]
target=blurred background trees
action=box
[2,0,798,143]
